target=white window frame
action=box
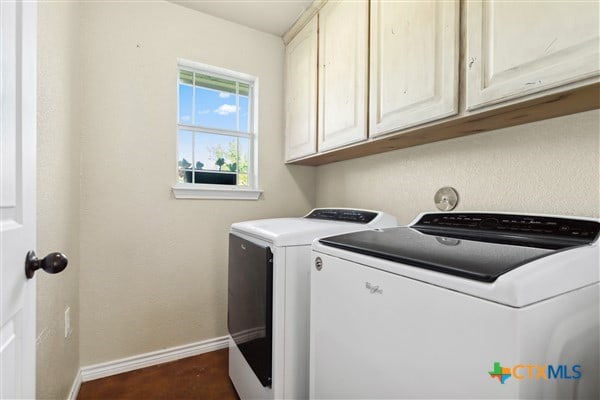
[172,58,262,200]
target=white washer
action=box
[310,212,599,400]
[228,208,397,400]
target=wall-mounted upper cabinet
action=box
[466,0,600,110]
[285,18,318,161]
[369,0,459,137]
[318,0,369,152]
[283,0,599,166]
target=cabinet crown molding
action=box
[282,0,327,45]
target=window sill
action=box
[172,184,263,200]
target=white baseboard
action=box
[80,335,229,382]
[67,370,82,400]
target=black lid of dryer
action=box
[318,213,599,283]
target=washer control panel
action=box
[414,213,600,242]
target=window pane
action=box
[179,70,193,85]
[239,82,250,97]
[195,73,236,95]
[178,130,193,183]
[178,84,193,125]
[238,94,249,133]
[238,137,250,173]
[193,132,239,185]
[193,132,238,171]
[238,137,250,186]
[238,174,248,186]
[195,87,236,131]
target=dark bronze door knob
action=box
[25,251,68,279]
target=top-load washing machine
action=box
[310,212,599,400]
[227,208,397,400]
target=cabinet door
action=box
[369,0,459,138]
[318,0,368,152]
[466,1,600,110]
[285,18,318,161]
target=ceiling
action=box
[169,0,313,37]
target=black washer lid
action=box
[319,227,571,283]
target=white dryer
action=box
[310,212,599,400]
[228,208,397,400]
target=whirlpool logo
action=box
[488,362,582,384]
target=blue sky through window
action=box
[178,83,249,130]
[177,68,252,186]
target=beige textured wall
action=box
[36,0,81,398]
[78,1,315,365]
[316,110,600,224]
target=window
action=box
[173,60,261,200]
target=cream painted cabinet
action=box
[466,0,600,110]
[285,18,318,161]
[369,0,459,137]
[318,0,368,152]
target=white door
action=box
[284,17,318,161]
[369,0,459,137]
[1,0,37,398]
[317,0,368,152]
[466,0,600,110]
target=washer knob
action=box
[434,187,459,211]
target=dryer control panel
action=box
[305,208,378,224]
